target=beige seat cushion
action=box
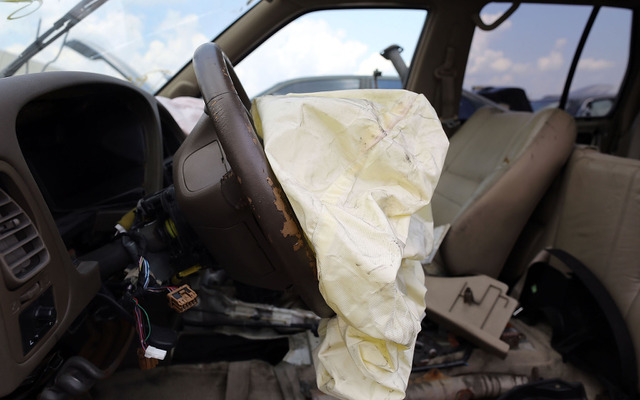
[432,106,576,278]
[549,147,640,391]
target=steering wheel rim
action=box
[192,43,333,317]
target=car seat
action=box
[431,106,577,278]
[423,106,576,355]
[536,147,640,393]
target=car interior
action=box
[0,0,639,399]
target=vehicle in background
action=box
[472,86,533,112]
[531,84,616,117]
[259,75,502,122]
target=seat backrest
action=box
[547,147,640,392]
[432,106,576,278]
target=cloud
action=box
[274,18,368,76]
[235,16,371,97]
[132,0,188,5]
[490,56,512,72]
[537,50,562,71]
[0,1,143,77]
[468,14,512,55]
[0,0,77,52]
[466,13,515,77]
[488,73,514,86]
[478,12,502,25]
[464,13,579,99]
[467,48,513,74]
[76,10,145,49]
[0,0,42,21]
[512,63,530,74]
[537,38,566,71]
[0,1,211,91]
[22,6,207,91]
[578,57,615,71]
[130,11,208,90]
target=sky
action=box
[464,3,630,99]
[0,0,253,89]
[234,9,427,98]
[0,0,631,100]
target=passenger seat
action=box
[423,106,576,356]
[431,106,576,278]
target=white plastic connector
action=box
[115,223,128,234]
[144,345,167,360]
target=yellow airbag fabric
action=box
[252,90,448,399]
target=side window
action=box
[235,9,427,99]
[463,4,631,117]
[569,7,631,117]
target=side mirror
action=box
[578,98,614,117]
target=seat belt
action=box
[519,248,638,399]
[435,47,459,131]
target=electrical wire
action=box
[95,291,135,323]
[138,303,151,342]
[133,303,145,349]
[136,255,180,294]
[41,30,69,72]
[145,286,178,293]
[132,297,151,349]
[138,256,150,289]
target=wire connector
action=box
[137,348,159,370]
[167,284,198,313]
[144,345,167,360]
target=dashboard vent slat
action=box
[0,219,31,242]
[0,206,19,217]
[1,229,38,255]
[0,188,49,288]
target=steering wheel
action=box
[183,43,333,317]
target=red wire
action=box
[133,298,146,350]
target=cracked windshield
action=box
[0,0,258,93]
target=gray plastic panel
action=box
[0,72,163,396]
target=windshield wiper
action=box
[64,39,154,92]
[0,0,108,78]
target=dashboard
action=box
[0,72,170,396]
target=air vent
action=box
[0,188,49,289]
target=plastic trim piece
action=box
[0,188,50,289]
[425,274,518,356]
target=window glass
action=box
[0,0,259,93]
[260,77,361,96]
[463,4,631,116]
[235,9,427,98]
[569,7,631,117]
[375,78,403,90]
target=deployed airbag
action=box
[252,89,448,399]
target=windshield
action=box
[0,0,259,93]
